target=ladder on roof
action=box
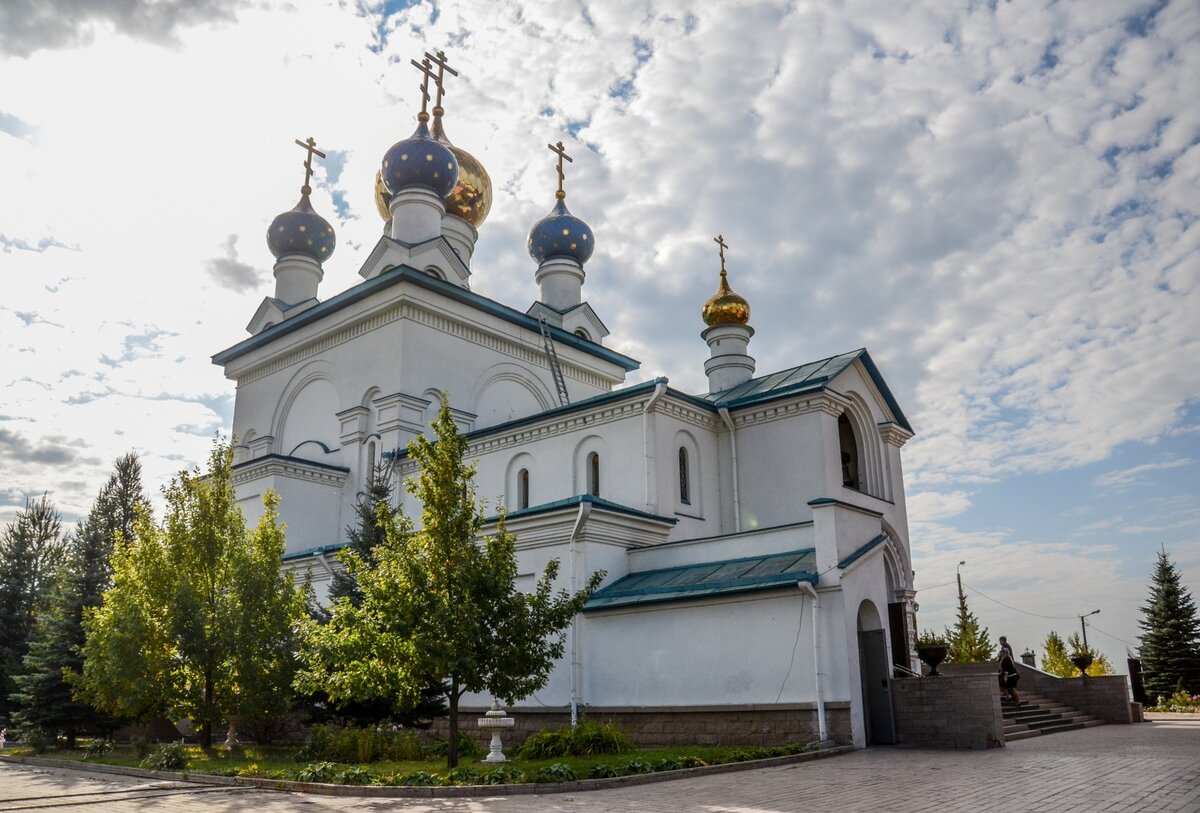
[537,314,570,406]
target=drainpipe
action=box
[718,407,740,531]
[568,499,592,727]
[643,381,668,510]
[796,581,828,744]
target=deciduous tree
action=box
[78,441,308,748]
[1041,630,1113,677]
[298,399,603,767]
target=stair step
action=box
[1005,729,1041,741]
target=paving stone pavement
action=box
[1,719,1197,812]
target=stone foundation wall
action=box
[431,703,852,749]
[889,674,1005,749]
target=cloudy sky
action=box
[1,0,1197,673]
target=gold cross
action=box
[424,49,458,110]
[410,56,438,119]
[714,234,729,275]
[293,136,326,194]
[548,140,573,200]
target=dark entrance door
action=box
[859,628,896,744]
[888,601,910,671]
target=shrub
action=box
[141,741,188,771]
[619,759,653,775]
[295,723,423,763]
[443,767,481,785]
[131,735,151,760]
[82,739,113,760]
[481,766,525,785]
[424,729,484,760]
[296,762,337,783]
[675,755,707,768]
[534,763,577,783]
[653,758,681,772]
[396,771,436,786]
[588,763,618,778]
[335,766,375,785]
[22,729,50,755]
[515,721,632,759]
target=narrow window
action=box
[839,413,860,490]
[518,468,530,510]
[367,441,377,482]
[587,452,600,497]
[678,447,691,505]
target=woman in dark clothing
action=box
[999,652,1021,703]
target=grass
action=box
[3,740,818,786]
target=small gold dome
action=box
[374,169,392,223]
[702,270,751,326]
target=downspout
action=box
[568,499,592,727]
[718,407,741,531]
[643,381,668,510]
[796,581,829,744]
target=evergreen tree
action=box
[1041,630,1113,677]
[1138,549,1200,699]
[327,467,393,606]
[0,494,66,725]
[298,398,604,768]
[78,441,308,748]
[13,454,148,744]
[944,580,994,663]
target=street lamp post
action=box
[1079,609,1100,652]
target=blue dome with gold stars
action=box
[528,198,594,265]
[382,119,458,199]
[266,192,335,262]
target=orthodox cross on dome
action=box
[409,56,437,120]
[294,136,326,195]
[548,140,573,200]
[424,49,458,111]
[714,234,729,277]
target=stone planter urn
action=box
[917,644,948,676]
[477,700,515,763]
[1070,654,1093,677]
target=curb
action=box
[0,745,854,798]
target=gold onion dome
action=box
[702,269,750,326]
[375,109,492,228]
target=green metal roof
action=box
[584,548,817,612]
[489,493,676,525]
[692,348,913,433]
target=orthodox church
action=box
[212,52,918,749]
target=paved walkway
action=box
[1,719,1198,812]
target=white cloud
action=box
[1094,457,1194,490]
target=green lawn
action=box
[6,740,817,786]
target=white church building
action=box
[212,55,918,749]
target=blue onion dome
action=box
[527,197,594,265]
[381,118,459,199]
[266,190,336,262]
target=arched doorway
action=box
[857,600,896,744]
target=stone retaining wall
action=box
[889,674,1005,749]
[431,703,852,748]
[1014,665,1132,723]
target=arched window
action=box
[574,328,591,341]
[678,447,691,505]
[839,413,860,490]
[518,468,530,510]
[587,452,600,497]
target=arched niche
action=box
[275,362,341,461]
[673,429,702,515]
[470,363,553,429]
[572,434,608,498]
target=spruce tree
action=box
[1138,549,1200,700]
[0,494,65,725]
[327,467,393,606]
[944,580,994,663]
[13,454,148,744]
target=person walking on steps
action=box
[999,648,1021,704]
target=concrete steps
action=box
[1001,691,1105,741]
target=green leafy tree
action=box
[944,581,994,663]
[1138,549,1200,698]
[0,494,66,725]
[13,454,149,744]
[1041,630,1113,677]
[78,441,308,748]
[298,398,604,767]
